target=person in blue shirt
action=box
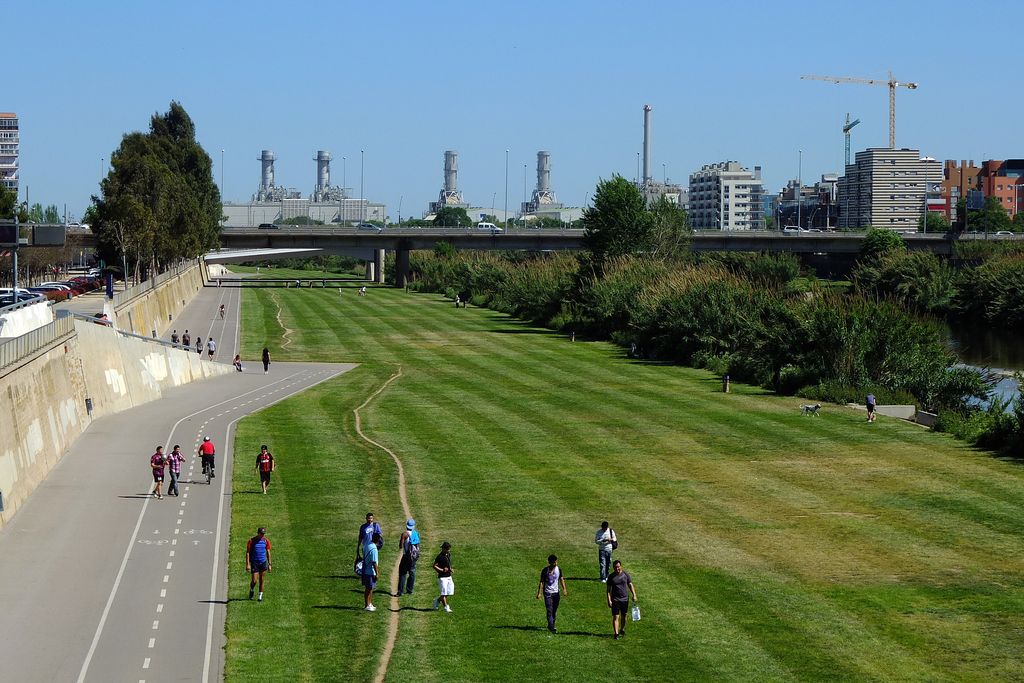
[246,527,272,601]
[362,532,381,611]
[397,519,421,596]
[357,512,382,558]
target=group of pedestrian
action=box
[147,443,197,499]
[533,521,638,638]
[353,512,453,613]
[169,329,192,349]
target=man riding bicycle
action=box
[198,436,216,481]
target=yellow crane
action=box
[801,71,918,149]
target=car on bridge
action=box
[258,223,280,229]
[996,231,1015,237]
[476,222,504,234]
[357,222,383,233]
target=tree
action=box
[93,101,221,278]
[919,211,950,233]
[647,196,691,259]
[28,203,44,223]
[764,215,775,231]
[860,228,906,261]
[973,196,1013,233]
[1013,210,1024,231]
[0,186,28,222]
[44,205,61,223]
[582,175,652,265]
[433,206,472,227]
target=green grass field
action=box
[225,273,1024,682]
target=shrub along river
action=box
[947,324,1022,406]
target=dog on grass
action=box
[800,403,821,416]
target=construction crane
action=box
[843,113,861,167]
[802,71,918,149]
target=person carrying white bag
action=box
[606,560,638,640]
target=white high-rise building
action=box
[688,161,764,230]
[0,113,18,193]
[837,148,943,229]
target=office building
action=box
[978,159,1024,217]
[0,113,18,193]
[837,148,942,229]
[688,161,764,230]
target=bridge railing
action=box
[0,315,75,373]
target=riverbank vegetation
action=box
[401,180,1023,455]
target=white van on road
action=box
[476,222,504,234]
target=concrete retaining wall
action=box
[114,262,207,337]
[0,334,88,524]
[0,300,54,339]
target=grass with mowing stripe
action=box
[226,281,1024,682]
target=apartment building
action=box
[0,113,17,193]
[688,161,764,230]
[978,159,1024,217]
[837,148,942,229]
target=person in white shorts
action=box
[432,541,454,612]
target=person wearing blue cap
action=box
[397,518,421,596]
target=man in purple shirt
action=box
[150,446,166,500]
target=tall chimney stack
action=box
[259,150,275,191]
[315,151,331,193]
[536,151,550,192]
[642,105,652,185]
[444,150,458,193]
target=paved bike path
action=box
[0,276,354,681]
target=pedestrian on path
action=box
[432,541,454,612]
[181,330,190,349]
[357,512,383,558]
[150,446,166,499]
[255,445,275,494]
[246,527,272,601]
[362,532,381,611]
[866,393,877,423]
[262,347,271,374]
[166,445,185,496]
[595,521,617,582]
[207,338,216,360]
[233,354,243,372]
[607,560,638,640]
[397,519,420,596]
[170,329,179,347]
[195,336,203,355]
[536,554,568,633]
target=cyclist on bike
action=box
[198,436,216,481]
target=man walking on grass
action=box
[536,554,568,633]
[246,527,272,601]
[150,446,166,499]
[362,532,381,611]
[595,520,616,582]
[397,519,420,596]
[433,541,454,612]
[255,445,275,494]
[607,560,638,640]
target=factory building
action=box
[222,149,384,226]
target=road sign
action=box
[0,221,17,247]
[32,225,66,246]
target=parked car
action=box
[357,222,383,233]
[476,222,504,234]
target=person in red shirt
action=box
[150,446,166,499]
[198,436,216,481]
[255,445,275,494]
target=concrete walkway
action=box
[0,274,354,682]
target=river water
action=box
[947,325,1022,406]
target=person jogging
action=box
[207,337,216,360]
[198,436,216,481]
[219,303,225,319]
[150,446,166,499]
[255,445,275,494]
[246,527,272,601]
[166,445,186,496]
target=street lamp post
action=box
[504,149,509,230]
[797,150,803,229]
[359,150,365,222]
[220,149,225,225]
[342,156,347,223]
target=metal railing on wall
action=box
[112,260,200,309]
[0,316,75,372]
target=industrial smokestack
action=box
[642,105,652,185]
[536,151,550,192]
[315,151,331,193]
[444,150,458,193]
[259,150,275,191]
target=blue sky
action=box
[7,1,1021,221]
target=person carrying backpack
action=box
[397,519,421,596]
